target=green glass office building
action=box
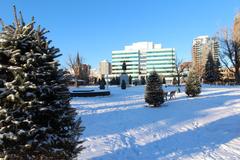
[112,42,176,83]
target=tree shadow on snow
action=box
[82,93,240,138]
[170,89,238,103]
[92,114,240,160]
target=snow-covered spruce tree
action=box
[141,77,146,85]
[204,52,216,84]
[99,77,106,90]
[214,58,222,83]
[185,70,201,97]
[0,7,84,159]
[128,75,132,85]
[145,71,164,107]
[204,52,222,84]
[99,81,105,90]
[162,77,166,84]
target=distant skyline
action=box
[0,0,239,69]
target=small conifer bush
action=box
[145,71,164,107]
[185,71,201,97]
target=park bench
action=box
[163,90,177,101]
[164,91,168,101]
[169,90,176,100]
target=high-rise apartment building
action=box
[233,12,240,42]
[112,42,176,83]
[99,60,111,76]
[192,36,219,77]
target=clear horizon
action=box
[0,0,239,69]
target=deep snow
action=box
[72,85,240,160]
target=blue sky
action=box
[0,0,239,69]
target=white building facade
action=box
[99,60,112,76]
[112,42,176,83]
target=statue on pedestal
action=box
[122,61,127,73]
[120,61,129,87]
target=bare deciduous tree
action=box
[175,57,183,86]
[218,29,240,84]
[68,52,83,85]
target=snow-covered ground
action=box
[72,85,240,160]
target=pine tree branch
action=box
[13,5,20,29]
[19,11,25,26]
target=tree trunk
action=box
[177,75,181,86]
[235,67,240,84]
